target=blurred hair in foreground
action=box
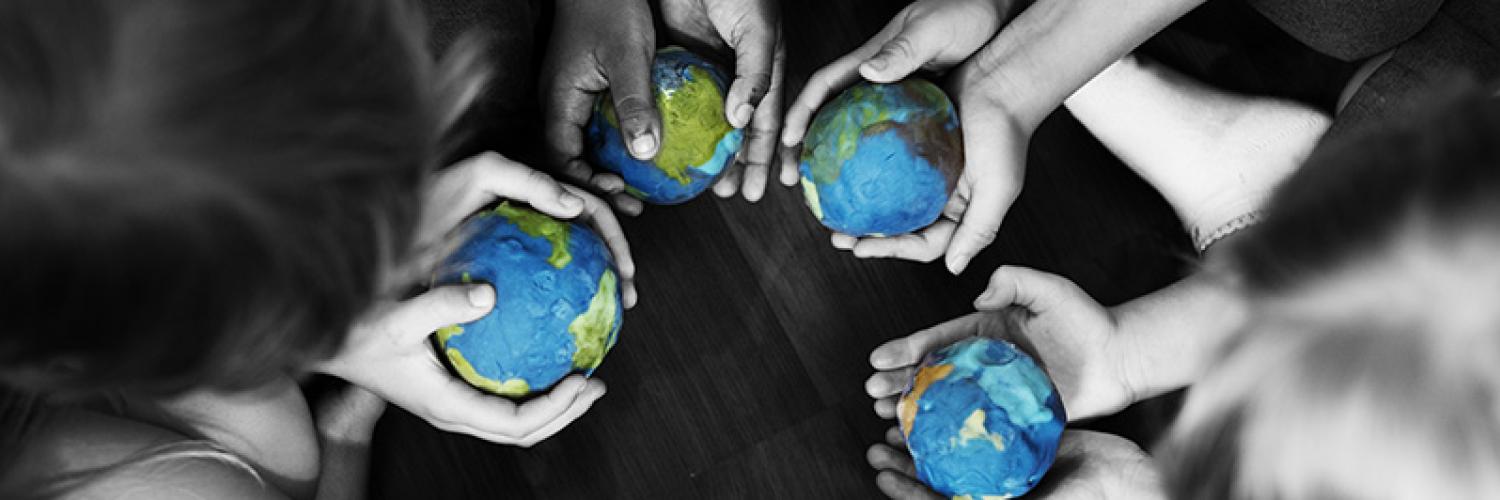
[0,0,487,396]
[1161,87,1500,499]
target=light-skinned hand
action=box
[399,151,636,308]
[540,0,658,215]
[867,428,1164,499]
[865,266,1136,423]
[784,0,1029,274]
[315,284,608,447]
[658,0,790,201]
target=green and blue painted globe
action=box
[800,79,963,236]
[586,47,743,204]
[899,337,1065,498]
[432,203,622,398]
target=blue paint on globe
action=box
[586,47,744,205]
[800,79,963,236]
[899,337,1065,498]
[432,204,622,397]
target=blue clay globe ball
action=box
[585,46,744,204]
[899,337,1066,498]
[799,79,963,236]
[432,203,623,398]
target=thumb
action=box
[944,108,1025,275]
[603,48,662,161]
[724,23,777,128]
[858,20,946,83]
[973,266,1081,313]
[394,284,496,341]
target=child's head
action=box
[1161,91,1500,498]
[0,0,464,395]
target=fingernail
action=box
[468,285,495,309]
[946,252,971,275]
[863,57,888,72]
[975,288,995,305]
[560,192,584,211]
[629,132,657,159]
[733,103,754,127]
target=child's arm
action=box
[312,385,385,500]
[1065,55,1330,251]
[865,265,1244,422]
[786,0,1205,273]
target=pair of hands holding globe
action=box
[540,0,1065,277]
[542,0,789,214]
[313,153,635,447]
[863,266,1163,499]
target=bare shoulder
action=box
[63,454,286,500]
[2,406,282,499]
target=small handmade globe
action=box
[432,203,623,398]
[899,337,1065,498]
[800,79,963,236]
[586,46,744,204]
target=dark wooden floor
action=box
[373,1,1346,497]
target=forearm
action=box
[1066,56,1329,249]
[315,437,372,500]
[1109,265,1247,404]
[964,0,1204,127]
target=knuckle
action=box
[883,37,916,61]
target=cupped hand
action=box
[314,284,608,447]
[784,0,1030,275]
[400,152,636,308]
[540,0,658,215]
[867,428,1163,499]
[864,266,1136,423]
[658,0,789,202]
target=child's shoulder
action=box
[1,403,276,499]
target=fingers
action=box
[865,367,915,399]
[436,375,601,445]
[724,21,778,129]
[831,233,856,250]
[388,284,496,342]
[783,18,903,147]
[734,41,786,202]
[713,162,743,198]
[559,184,638,308]
[778,144,801,186]
[875,470,942,500]
[884,426,905,448]
[610,192,645,216]
[600,46,662,161]
[857,18,946,83]
[869,313,983,370]
[942,108,1026,275]
[512,377,608,447]
[847,220,957,262]
[974,265,1083,313]
[873,397,898,419]
[869,442,940,500]
[475,153,588,218]
[542,75,600,184]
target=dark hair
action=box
[0,0,459,394]
[1161,90,1500,499]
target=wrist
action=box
[1102,306,1145,412]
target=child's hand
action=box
[401,152,637,308]
[865,266,1136,423]
[658,0,788,202]
[783,0,1030,274]
[315,284,608,447]
[867,428,1162,499]
[540,0,659,216]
